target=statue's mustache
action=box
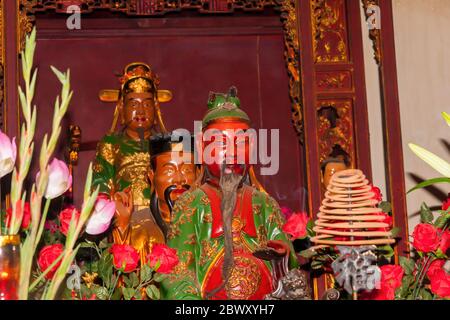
[164,184,191,212]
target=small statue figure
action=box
[92,62,169,263]
[148,130,199,237]
[161,87,300,300]
[265,268,312,300]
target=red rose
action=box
[412,223,440,253]
[6,201,31,230]
[44,220,58,234]
[427,259,445,279]
[58,207,80,236]
[280,207,293,220]
[442,194,450,211]
[147,244,179,274]
[361,264,404,300]
[37,244,64,280]
[110,244,139,273]
[282,212,309,240]
[426,260,450,298]
[371,185,382,202]
[438,229,450,254]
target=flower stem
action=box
[412,255,432,299]
[108,271,121,300]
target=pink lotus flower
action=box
[0,130,16,178]
[37,158,72,199]
[85,195,115,235]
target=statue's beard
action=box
[206,163,244,299]
[163,184,191,212]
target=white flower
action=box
[0,130,16,178]
[85,196,116,235]
[37,158,72,199]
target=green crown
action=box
[202,86,250,126]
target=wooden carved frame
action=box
[13,0,304,144]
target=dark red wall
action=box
[31,12,306,211]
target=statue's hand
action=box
[253,240,288,260]
[113,187,133,232]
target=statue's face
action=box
[151,151,197,209]
[202,121,251,179]
[123,92,155,131]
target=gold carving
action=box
[199,239,220,267]
[317,100,354,166]
[311,0,348,63]
[18,0,304,144]
[226,256,262,300]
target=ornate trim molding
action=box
[17,0,304,142]
[361,0,381,65]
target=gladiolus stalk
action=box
[15,27,98,300]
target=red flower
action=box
[427,259,445,279]
[426,259,450,298]
[374,212,393,231]
[58,207,80,236]
[37,244,64,280]
[282,212,309,240]
[147,244,179,274]
[280,207,293,220]
[438,229,450,254]
[361,264,404,300]
[110,244,139,273]
[442,194,450,211]
[44,220,59,234]
[5,201,31,230]
[371,185,383,202]
[412,223,440,253]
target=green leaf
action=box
[98,252,113,288]
[311,259,324,270]
[79,241,97,249]
[442,111,450,126]
[420,202,434,224]
[306,220,315,237]
[395,274,414,299]
[434,213,450,228]
[98,237,110,249]
[122,275,131,288]
[130,272,139,288]
[92,285,109,300]
[153,273,166,283]
[409,143,450,177]
[145,284,160,300]
[408,177,450,194]
[399,256,415,275]
[419,288,433,300]
[122,287,135,300]
[377,244,395,259]
[140,264,153,283]
[391,227,401,238]
[299,248,317,259]
[435,248,447,259]
[379,201,392,213]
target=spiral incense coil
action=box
[311,169,396,248]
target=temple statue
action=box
[148,131,199,237]
[92,62,169,262]
[161,87,299,300]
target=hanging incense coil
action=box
[311,169,396,248]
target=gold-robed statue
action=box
[92,62,171,263]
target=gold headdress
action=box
[100,62,172,133]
